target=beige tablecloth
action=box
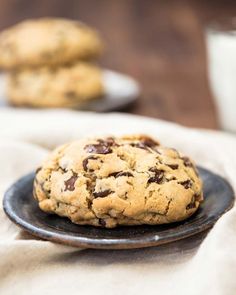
[0,109,235,295]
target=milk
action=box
[206,29,236,132]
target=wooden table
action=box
[0,0,235,129]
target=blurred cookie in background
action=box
[0,17,139,111]
[7,62,104,108]
[0,18,103,69]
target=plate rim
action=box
[3,167,235,249]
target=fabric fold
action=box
[0,109,235,295]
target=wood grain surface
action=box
[0,0,235,129]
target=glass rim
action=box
[206,16,236,34]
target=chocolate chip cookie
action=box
[34,135,203,228]
[0,18,103,69]
[7,62,104,107]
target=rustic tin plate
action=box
[0,70,140,112]
[3,167,234,249]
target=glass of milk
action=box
[206,18,236,133]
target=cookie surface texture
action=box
[0,18,103,69]
[7,62,104,107]
[34,135,203,228]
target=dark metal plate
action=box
[3,167,234,249]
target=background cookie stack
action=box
[0,18,104,108]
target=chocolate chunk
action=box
[167,164,179,170]
[82,156,98,172]
[98,137,117,147]
[117,172,133,177]
[64,173,78,191]
[85,144,112,154]
[142,137,159,147]
[130,142,149,150]
[130,141,153,150]
[99,219,106,227]
[166,176,177,182]
[149,167,158,172]
[109,171,133,178]
[182,156,199,176]
[93,189,114,198]
[179,180,192,189]
[131,137,159,151]
[84,137,118,154]
[148,168,164,184]
[148,174,164,184]
[182,156,193,168]
[108,171,120,177]
[186,194,199,209]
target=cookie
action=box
[6,62,104,108]
[33,135,203,228]
[0,18,103,69]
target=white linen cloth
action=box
[0,109,235,295]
